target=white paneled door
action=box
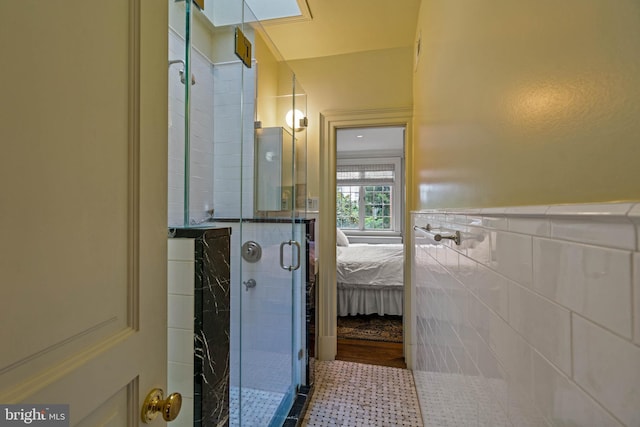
[0,1,169,426]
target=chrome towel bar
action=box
[413,224,461,245]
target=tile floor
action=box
[412,371,510,427]
[228,348,294,425]
[229,386,284,426]
[301,360,424,427]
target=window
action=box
[336,158,401,233]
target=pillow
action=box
[336,228,350,247]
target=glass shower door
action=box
[167,1,308,425]
[169,2,245,426]
[236,4,306,425]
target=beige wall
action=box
[254,32,302,130]
[413,0,640,209]
[167,6,416,202]
[255,32,280,127]
[288,47,415,198]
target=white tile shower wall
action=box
[167,238,195,427]
[212,61,256,219]
[188,51,215,224]
[628,205,640,345]
[227,222,305,394]
[412,203,639,427]
[168,30,216,227]
[168,31,186,226]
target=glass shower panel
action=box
[168,1,243,426]
[291,82,308,389]
[167,1,189,227]
[236,3,304,425]
[167,1,308,425]
[170,0,246,228]
[292,83,308,217]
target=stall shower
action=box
[166,1,312,426]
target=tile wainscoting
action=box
[411,203,640,426]
[168,228,231,427]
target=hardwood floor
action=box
[336,338,406,369]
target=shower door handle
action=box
[279,240,301,271]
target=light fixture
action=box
[356,135,364,139]
[285,109,307,132]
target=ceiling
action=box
[260,0,422,61]
[337,126,405,154]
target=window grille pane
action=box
[336,186,359,229]
[363,185,391,230]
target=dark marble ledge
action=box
[169,227,231,239]
[211,217,316,224]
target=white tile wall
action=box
[508,282,571,375]
[168,327,193,365]
[168,261,195,296]
[533,238,632,339]
[167,238,194,261]
[175,398,194,427]
[212,61,256,219]
[491,231,533,287]
[508,216,550,236]
[168,30,216,227]
[167,225,307,425]
[634,253,640,346]
[412,203,640,426]
[168,31,186,227]
[168,294,194,330]
[549,218,636,251]
[188,49,216,225]
[226,221,306,394]
[169,31,258,226]
[473,264,509,321]
[573,315,640,427]
[167,238,195,425]
[532,350,623,426]
[630,206,640,346]
[629,205,640,250]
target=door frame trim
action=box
[317,107,414,367]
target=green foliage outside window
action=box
[336,188,359,228]
[337,185,391,230]
[364,186,391,229]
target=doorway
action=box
[316,108,414,368]
[334,126,406,368]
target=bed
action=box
[336,243,404,316]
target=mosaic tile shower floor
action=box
[302,360,423,427]
[229,386,284,426]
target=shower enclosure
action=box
[168,1,310,425]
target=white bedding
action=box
[337,244,404,316]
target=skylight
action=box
[204,0,303,27]
[245,0,302,21]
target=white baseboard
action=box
[317,335,337,361]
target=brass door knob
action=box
[141,388,182,423]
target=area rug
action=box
[336,314,403,343]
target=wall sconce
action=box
[285,109,307,132]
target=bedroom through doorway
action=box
[334,126,406,368]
